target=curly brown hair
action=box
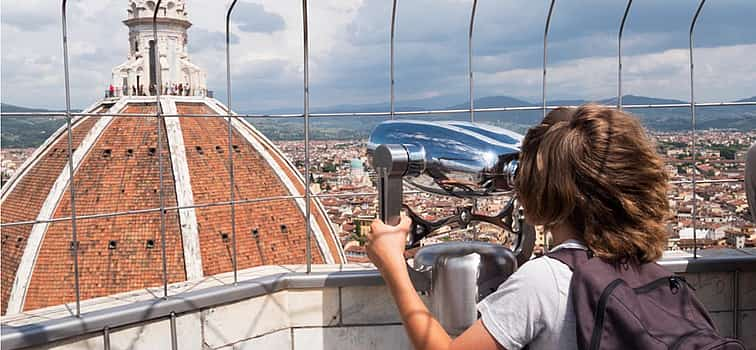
[515,104,670,263]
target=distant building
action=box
[350,158,364,178]
[726,233,747,249]
[353,215,375,237]
[349,158,371,186]
[667,149,686,157]
[679,227,723,241]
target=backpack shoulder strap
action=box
[546,248,591,271]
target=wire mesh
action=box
[689,0,708,259]
[60,0,81,318]
[226,0,240,285]
[2,0,751,314]
[152,0,169,298]
[617,0,633,110]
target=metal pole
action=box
[302,0,313,273]
[226,0,239,285]
[618,0,633,110]
[689,0,706,259]
[468,0,478,122]
[170,312,178,350]
[61,0,81,318]
[543,0,556,118]
[733,269,740,338]
[390,0,397,120]
[153,0,168,297]
[103,327,110,350]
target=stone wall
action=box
[40,285,416,350]
[5,264,754,350]
[680,271,756,346]
[32,271,756,350]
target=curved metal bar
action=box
[542,0,556,118]
[153,0,168,298]
[2,101,755,119]
[302,0,313,273]
[0,171,742,229]
[226,0,239,285]
[689,0,707,259]
[468,0,478,122]
[390,0,398,120]
[60,0,81,318]
[617,0,633,109]
[1,191,427,229]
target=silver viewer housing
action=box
[368,120,522,197]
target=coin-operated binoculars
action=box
[368,120,535,336]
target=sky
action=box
[1,0,755,112]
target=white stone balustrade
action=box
[1,261,754,350]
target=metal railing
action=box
[0,0,754,318]
[60,0,81,317]
[2,100,754,119]
[689,0,708,258]
[226,0,240,285]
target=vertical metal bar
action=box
[468,0,478,122]
[542,0,556,118]
[153,0,168,296]
[618,0,633,110]
[226,0,239,284]
[390,0,398,120]
[61,0,81,318]
[689,0,706,259]
[302,0,312,273]
[170,312,178,350]
[733,270,740,338]
[103,326,110,350]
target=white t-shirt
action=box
[477,240,586,350]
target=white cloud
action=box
[477,44,756,102]
[1,0,754,111]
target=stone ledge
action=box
[3,256,755,350]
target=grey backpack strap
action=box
[545,248,591,271]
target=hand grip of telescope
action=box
[374,144,410,226]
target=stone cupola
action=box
[111,0,207,96]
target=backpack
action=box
[546,248,745,350]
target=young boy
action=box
[366,105,670,350]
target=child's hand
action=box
[366,214,411,272]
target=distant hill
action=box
[448,96,534,109]
[263,94,467,115]
[600,95,687,105]
[548,99,589,106]
[2,95,754,148]
[737,96,756,102]
[2,103,48,113]
[247,94,755,141]
[1,103,68,148]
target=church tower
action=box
[111,0,207,96]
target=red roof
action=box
[0,98,344,315]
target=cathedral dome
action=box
[0,97,345,315]
[0,0,344,316]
